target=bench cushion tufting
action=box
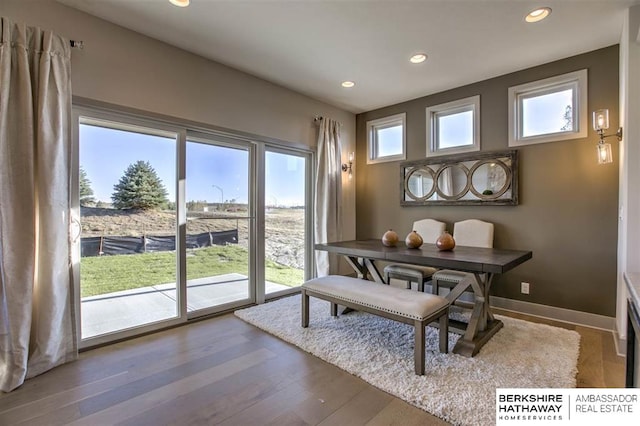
[302,275,448,321]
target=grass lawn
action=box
[80,245,303,298]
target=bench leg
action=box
[417,280,424,292]
[302,289,309,327]
[439,311,449,353]
[414,320,426,375]
[330,302,338,317]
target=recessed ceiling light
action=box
[525,7,551,23]
[410,53,427,64]
[169,0,190,7]
[341,81,355,88]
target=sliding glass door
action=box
[77,117,179,340]
[264,149,311,296]
[73,106,312,346]
[185,136,253,314]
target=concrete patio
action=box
[81,273,291,338]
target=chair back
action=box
[412,219,446,245]
[453,219,494,248]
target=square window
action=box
[521,89,574,137]
[376,124,403,157]
[508,69,587,146]
[436,109,474,148]
[367,113,406,164]
[426,95,480,157]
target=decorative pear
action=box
[382,229,399,247]
[436,231,456,251]
[405,230,423,249]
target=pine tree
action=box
[111,160,169,210]
[560,105,573,131]
[79,166,95,206]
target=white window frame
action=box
[426,95,480,157]
[366,113,406,164]
[508,69,588,147]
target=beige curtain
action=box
[0,17,77,392]
[314,118,343,276]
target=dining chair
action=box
[383,218,446,291]
[431,219,494,297]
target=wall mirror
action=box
[401,149,518,206]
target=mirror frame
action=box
[400,149,518,206]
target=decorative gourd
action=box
[382,229,399,247]
[436,231,456,251]
[405,230,423,249]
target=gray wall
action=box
[356,46,620,317]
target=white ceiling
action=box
[59,0,638,113]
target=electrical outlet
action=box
[521,282,530,294]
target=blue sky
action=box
[80,124,306,206]
[439,110,473,148]
[523,89,573,136]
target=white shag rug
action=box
[235,295,580,426]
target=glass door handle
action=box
[71,216,82,243]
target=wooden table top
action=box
[315,239,532,274]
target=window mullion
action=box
[176,129,187,320]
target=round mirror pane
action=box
[405,167,436,200]
[400,150,517,206]
[469,160,511,199]
[435,164,469,200]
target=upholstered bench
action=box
[301,275,449,375]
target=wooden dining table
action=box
[315,239,532,357]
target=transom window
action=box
[366,113,406,164]
[508,69,587,146]
[426,95,480,157]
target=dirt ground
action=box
[80,207,306,269]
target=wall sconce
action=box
[342,152,354,180]
[593,109,622,165]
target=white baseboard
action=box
[489,296,616,332]
[387,279,627,355]
[613,323,627,357]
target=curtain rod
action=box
[70,40,84,49]
[314,116,343,126]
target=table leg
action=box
[344,256,367,279]
[341,256,385,284]
[444,278,472,303]
[363,258,385,283]
[452,273,503,357]
[469,275,486,331]
[484,274,496,323]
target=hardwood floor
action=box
[0,306,625,425]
